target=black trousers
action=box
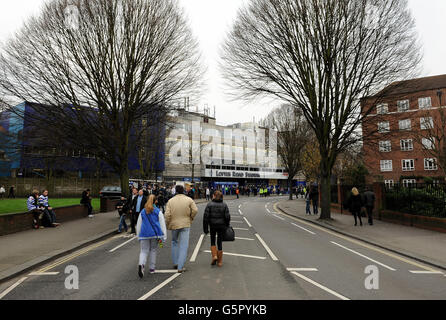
[352,210,362,225]
[366,206,374,224]
[84,203,92,215]
[210,226,225,251]
[131,211,141,233]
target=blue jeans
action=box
[118,214,128,232]
[306,200,311,214]
[171,228,190,270]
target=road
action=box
[1,196,445,300]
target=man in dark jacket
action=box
[203,190,230,267]
[81,189,93,217]
[310,185,319,215]
[363,187,376,225]
[130,189,147,234]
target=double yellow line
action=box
[37,235,122,273]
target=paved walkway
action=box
[276,199,446,271]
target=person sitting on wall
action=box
[81,188,94,218]
[38,190,60,227]
[28,189,44,229]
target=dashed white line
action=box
[243,217,252,228]
[238,209,243,215]
[109,237,136,253]
[266,208,271,213]
[272,214,285,221]
[28,272,60,276]
[287,268,318,272]
[233,227,249,231]
[137,273,182,300]
[235,237,255,241]
[409,270,444,274]
[154,270,180,274]
[330,241,396,271]
[203,250,266,260]
[0,277,28,300]
[291,223,316,235]
[190,234,205,262]
[255,234,279,261]
[291,272,350,300]
[231,221,244,224]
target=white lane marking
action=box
[109,237,136,253]
[203,250,266,260]
[238,209,243,215]
[291,272,350,300]
[291,223,316,235]
[409,270,444,274]
[0,277,28,300]
[272,214,285,221]
[233,227,249,231]
[238,204,241,209]
[138,273,182,300]
[235,237,255,241]
[231,221,244,224]
[154,270,179,274]
[243,217,252,228]
[255,233,279,261]
[190,234,205,262]
[330,241,396,271]
[287,268,318,272]
[266,208,271,213]
[28,272,60,276]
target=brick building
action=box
[361,74,446,186]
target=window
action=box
[379,141,392,152]
[380,160,393,172]
[402,159,415,171]
[418,97,432,109]
[378,121,390,133]
[402,179,417,187]
[397,100,410,112]
[376,104,389,114]
[424,158,438,171]
[420,117,434,130]
[384,180,394,189]
[399,119,411,131]
[400,139,413,151]
[422,137,435,150]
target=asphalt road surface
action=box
[1,196,445,300]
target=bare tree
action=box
[0,0,203,196]
[221,0,421,219]
[262,104,311,199]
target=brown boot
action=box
[210,246,218,265]
[217,250,223,267]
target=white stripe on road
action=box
[238,209,243,215]
[235,237,255,241]
[287,268,318,272]
[28,272,60,276]
[291,272,350,300]
[255,234,279,261]
[137,273,182,300]
[409,270,444,274]
[243,217,252,228]
[330,241,396,271]
[190,234,205,262]
[272,214,285,221]
[233,227,249,231]
[154,270,180,274]
[203,250,266,260]
[231,221,244,224]
[291,223,316,235]
[109,237,136,253]
[0,277,28,300]
[266,208,271,213]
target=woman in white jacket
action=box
[136,195,167,278]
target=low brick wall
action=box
[330,203,446,233]
[0,205,89,236]
[100,199,120,213]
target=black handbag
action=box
[222,225,235,242]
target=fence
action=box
[0,177,120,198]
[383,183,446,218]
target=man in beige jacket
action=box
[165,185,198,273]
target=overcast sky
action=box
[0,0,445,125]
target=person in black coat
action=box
[309,185,319,215]
[346,187,364,226]
[130,189,147,234]
[203,190,230,267]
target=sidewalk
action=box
[276,199,446,271]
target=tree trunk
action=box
[319,172,332,220]
[191,164,195,184]
[288,177,293,200]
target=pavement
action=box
[276,199,446,271]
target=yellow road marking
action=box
[38,235,121,273]
[273,203,439,272]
